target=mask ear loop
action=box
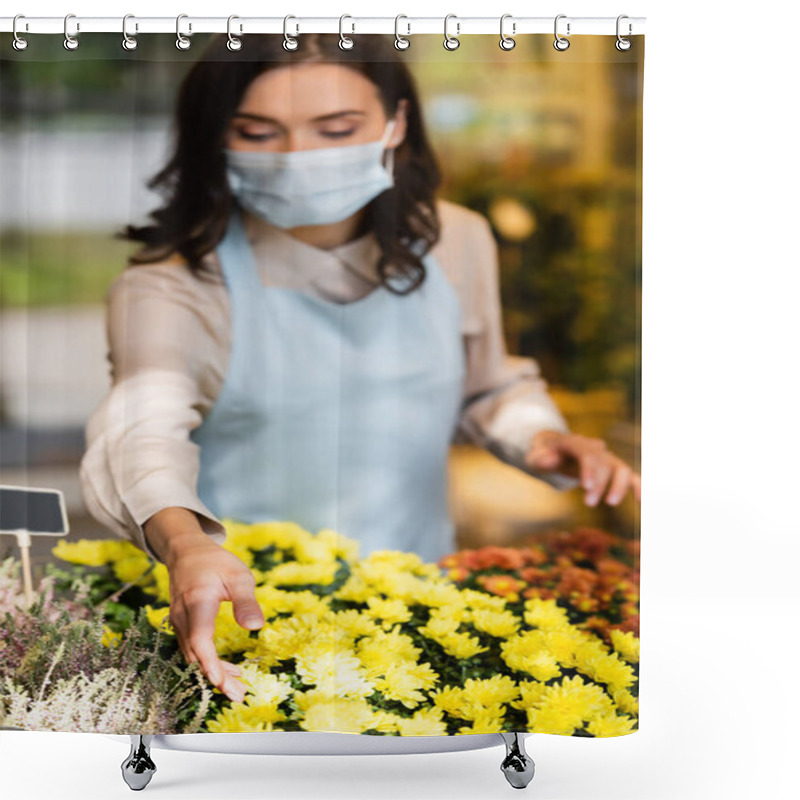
[382,119,397,177]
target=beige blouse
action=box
[79,197,580,562]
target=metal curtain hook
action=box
[499,14,516,50]
[444,14,460,51]
[176,14,192,50]
[122,14,138,51]
[227,15,242,51]
[283,15,299,50]
[339,14,355,50]
[616,14,632,51]
[554,14,570,51]
[394,14,410,50]
[64,13,79,50]
[12,14,28,51]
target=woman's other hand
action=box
[143,508,265,702]
[525,430,641,507]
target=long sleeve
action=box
[79,260,230,561]
[455,213,581,492]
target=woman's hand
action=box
[524,429,641,507]
[143,508,265,703]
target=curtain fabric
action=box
[0,31,643,740]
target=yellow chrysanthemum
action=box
[333,573,374,603]
[52,538,141,567]
[461,588,509,613]
[151,562,170,603]
[111,554,153,584]
[459,704,506,733]
[438,632,488,659]
[418,616,461,640]
[295,691,375,733]
[527,704,583,736]
[330,609,381,639]
[377,570,437,605]
[503,648,562,682]
[432,604,470,625]
[364,596,413,627]
[206,702,284,732]
[524,597,573,630]
[101,625,122,648]
[316,528,360,563]
[610,629,640,663]
[586,713,637,737]
[611,688,639,716]
[361,549,426,573]
[225,542,256,567]
[512,680,550,710]
[144,604,174,635]
[254,586,329,620]
[265,560,339,586]
[538,676,615,723]
[237,663,294,707]
[212,601,261,656]
[294,644,375,699]
[357,628,422,670]
[431,685,467,716]
[219,519,257,548]
[462,675,520,707]
[222,519,307,553]
[575,649,637,694]
[292,533,338,565]
[541,629,586,666]
[395,705,449,736]
[470,608,520,638]
[369,709,402,733]
[355,569,416,599]
[414,562,448,580]
[371,661,439,708]
[413,581,468,610]
[250,614,322,665]
[501,631,562,680]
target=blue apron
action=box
[189,208,466,563]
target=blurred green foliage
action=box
[0,231,129,306]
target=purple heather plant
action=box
[0,556,213,734]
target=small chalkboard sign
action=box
[0,484,70,605]
[0,484,69,535]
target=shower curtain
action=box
[0,27,643,740]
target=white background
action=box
[2,1,799,798]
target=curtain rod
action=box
[1,15,646,37]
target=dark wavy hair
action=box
[119,33,443,294]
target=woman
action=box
[80,33,640,704]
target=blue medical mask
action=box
[224,119,397,229]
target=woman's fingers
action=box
[525,442,562,471]
[557,435,640,507]
[563,436,608,501]
[172,603,245,697]
[605,461,632,505]
[169,608,198,666]
[186,596,249,702]
[631,471,642,502]
[185,595,227,685]
[577,448,597,493]
[225,574,265,630]
[585,455,614,506]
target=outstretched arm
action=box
[455,213,581,491]
[79,262,227,562]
